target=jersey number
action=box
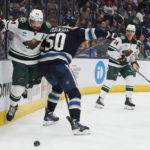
[114,40,119,45]
[45,33,66,51]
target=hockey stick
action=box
[136,70,150,83]
[130,65,150,83]
[65,93,69,107]
[76,43,99,56]
[64,92,71,116]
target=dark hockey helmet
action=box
[62,15,76,27]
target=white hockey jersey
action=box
[107,35,139,68]
[2,17,51,65]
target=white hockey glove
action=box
[131,61,139,71]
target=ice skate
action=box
[124,97,135,110]
[6,105,18,121]
[43,108,59,126]
[66,116,91,135]
[95,96,104,109]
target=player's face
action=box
[126,30,135,40]
[30,20,43,31]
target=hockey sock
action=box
[68,98,81,121]
[47,90,61,112]
[66,88,81,121]
[10,85,25,106]
[125,76,134,98]
[126,86,133,98]
[100,80,114,98]
[10,92,21,106]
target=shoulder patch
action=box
[46,22,51,28]
[19,17,27,23]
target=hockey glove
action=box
[118,55,127,65]
[106,31,117,39]
[131,61,139,71]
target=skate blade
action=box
[43,120,58,126]
[73,129,91,136]
[95,104,104,109]
[124,105,135,110]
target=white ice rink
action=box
[0,92,150,150]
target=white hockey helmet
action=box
[126,24,136,32]
[29,9,43,22]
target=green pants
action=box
[12,61,42,87]
[107,65,136,81]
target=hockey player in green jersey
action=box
[0,9,51,121]
[95,24,139,110]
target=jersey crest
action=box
[122,49,133,56]
[23,39,41,49]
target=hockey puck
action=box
[34,140,40,147]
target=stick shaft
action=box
[137,70,150,83]
[130,64,150,83]
[65,93,71,116]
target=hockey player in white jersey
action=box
[95,24,139,110]
[0,9,51,121]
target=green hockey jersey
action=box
[2,17,51,65]
[108,35,139,68]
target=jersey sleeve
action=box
[4,19,19,33]
[84,28,108,40]
[107,37,122,59]
[77,28,108,43]
[129,47,139,63]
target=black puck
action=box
[34,140,40,147]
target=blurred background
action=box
[0,0,149,60]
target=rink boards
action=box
[0,59,150,125]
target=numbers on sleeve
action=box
[114,40,119,45]
[45,33,66,52]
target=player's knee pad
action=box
[66,88,81,100]
[11,85,25,97]
[125,75,134,86]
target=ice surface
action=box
[0,93,150,150]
